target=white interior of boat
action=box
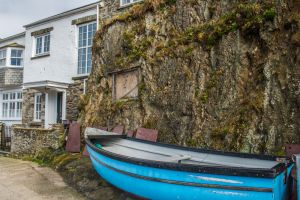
[98,138,279,169]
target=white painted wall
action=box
[23,8,97,84]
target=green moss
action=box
[184,47,194,55]
[263,8,276,21]
[22,148,67,167]
[275,148,286,157]
[201,91,209,103]
[97,0,177,41]
[112,98,139,112]
[177,2,276,49]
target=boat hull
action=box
[87,146,292,200]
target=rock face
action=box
[80,0,300,155]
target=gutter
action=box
[24,1,101,29]
[0,32,26,44]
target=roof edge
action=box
[24,1,100,29]
[0,32,26,43]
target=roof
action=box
[24,1,100,29]
[23,80,69,90]
[0,43,25,50]
[0,32,26,44]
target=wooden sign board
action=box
[113,69,139,100]
[136,128,158,142]
[66,122,81,153]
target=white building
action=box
[0,32,25,134]
[22,2,99,128]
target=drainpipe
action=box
[97,2,100,30]
[296,155,300,200]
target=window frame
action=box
[10,49,23,67]
[0,49,7,66]
[1,91,22,120]
[120,0,142,7]
[34,33,51,56]
[34,93,42,122]
[77,21,97,75]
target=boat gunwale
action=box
[89,153,274,193]
[85,135,291,178]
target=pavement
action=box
[0,156,85,200]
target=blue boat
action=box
[85,128,293,200]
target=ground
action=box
[0,156,84,200]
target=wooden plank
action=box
[82,145,90,157]
[286,144,300,158]
[66,122,81,153]
[112,125,124,135]
[136,128,158,142]
[127,130,135,137]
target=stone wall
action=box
[22,89,45,125]
[80,0,300,155]
[11,124,64,154]
[0,67,23,89]
[99,0,123,20]
[67,77,86,121]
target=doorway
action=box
[56,92,63,123]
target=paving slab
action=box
[0,157,84,200]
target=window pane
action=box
[11,58,16,66]
[16,102,22,118]
[87,47,92,73]
[10,93,16,100]
[2,103,8,118]
[9,102,15,118]
[44,35,50,53]
[17,50,22,57]
[0,50,6,59]
[35,94,42,120]
[11,50,17,57]
[88,24,93,46]
[36,37,43,54]
[3,94,8,100]
[0,59,5,66]
[82,26,87,47]
[17,92,22,99]
[93,23,97,32]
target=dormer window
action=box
[0,48,23,67]
[11,49,23,66]
[120,0,142,7]
[0,49,6,66]
[35,34,50,55]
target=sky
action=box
[0,0,98,38]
